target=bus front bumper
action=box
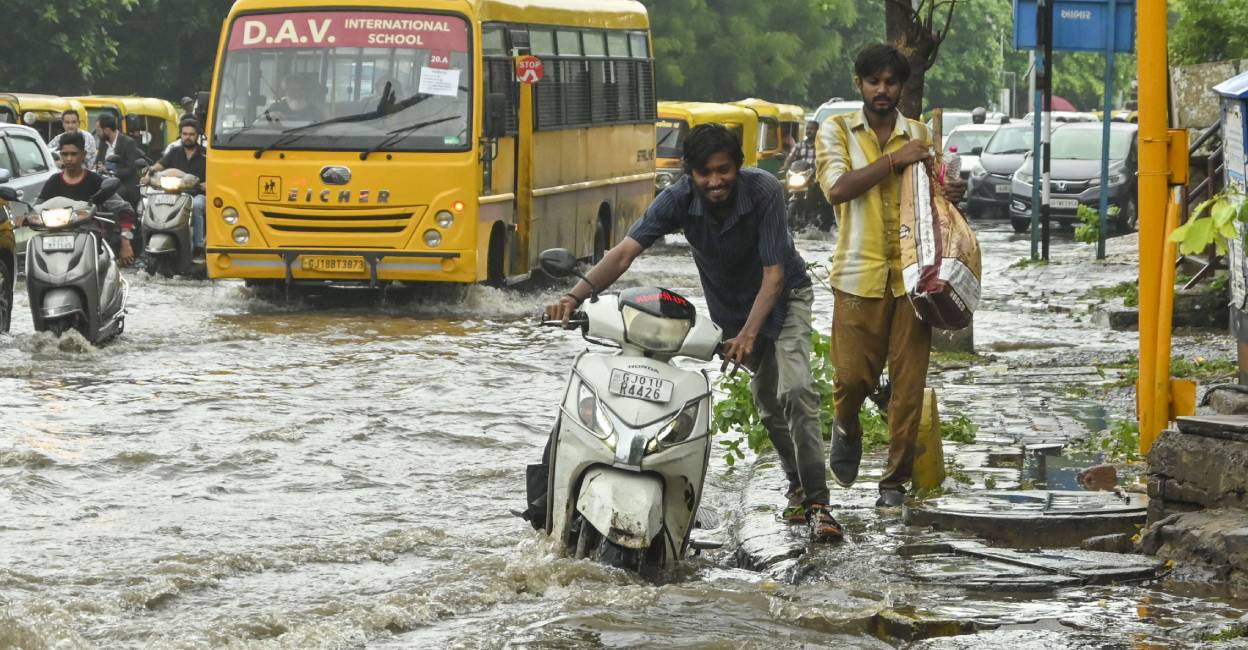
[206,248,471,285]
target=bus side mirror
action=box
[484,93,507,139]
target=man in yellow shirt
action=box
[816,44,960,508]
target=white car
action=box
[814,99,863,126]
[943,124,1002,181]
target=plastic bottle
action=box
[941,147,961,187]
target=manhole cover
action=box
[896,541,1166,590]
[904,490,1147,547]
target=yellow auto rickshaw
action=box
[776,103,806,159]
[73,96,180,160]
[0,94,87,142]
[655,101,760,194]
[730,98,788,174]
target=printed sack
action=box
[898,161,982,330]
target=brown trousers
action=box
[831,287,931,489]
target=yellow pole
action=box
[1136,0,1173,454]
[514,64,535,276]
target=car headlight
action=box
[1014,169,1032,185]
[576,381,617,447]
[1108,171,1129,186]
[435,210,454,229]
[646,401,701,453]
[655,172,675,190]
[622,304,691,353]
[970,162,988,180]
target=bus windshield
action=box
[212,11,471,153]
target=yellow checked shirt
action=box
[816,109,932,298]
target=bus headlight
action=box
[423,229,442,247]
[435,210,454,228]
[232,227,250,244]
[222,207,239,225]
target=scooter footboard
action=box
[576,468,663,550]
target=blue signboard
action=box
[1014,0,1135,53]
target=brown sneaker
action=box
[781,487,806,524]
[806,504,845,543]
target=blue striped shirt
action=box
[627,167,811,340]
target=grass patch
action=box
[931,349,991,368]
[1008,257,1049,270]
[1085,281,1139,307]
[1073,418,1141,463]
[1201,625,1247,642]
[1098,355,1235,389]
[941,413,978,443]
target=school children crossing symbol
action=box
[514,55,544,84]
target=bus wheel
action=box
[485,223,507,288]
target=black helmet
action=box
[971,107,987,124]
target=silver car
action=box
[0,123,58,262]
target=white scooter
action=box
[536,249,722,574]
[141,168,200,278]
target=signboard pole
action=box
[1030,47,1043,259]
[1041,0,1055,261]
[1096,0,1117,260]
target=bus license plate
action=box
[42,235,75,251]
[301,256,365,273]
[1051,198,1079,209]
[608,369,673,403]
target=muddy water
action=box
[1,226,1244,648]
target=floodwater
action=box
[2,225,1245,648]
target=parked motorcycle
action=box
[142,168,200,278]
[784,160,834,232]
[535,248,722,575]
[18,178,129,343]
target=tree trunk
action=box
[885,0,940,120]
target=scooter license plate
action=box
[608,369,673,403]
[41,235,75,251]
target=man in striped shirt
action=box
[816,43,960,509]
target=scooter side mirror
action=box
[539,248,578,278]
[93,177,122,204]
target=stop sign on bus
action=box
[514,55,544,83]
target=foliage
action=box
[1086,281,1138,308]
[1008,257,1048,270]
[1169,189,1248,257]
[0,0,141,92]
[642,0,857,104]
[1074,418,1141,463]
[1170,0,1248,66]
[1074,204,1120,245]
[1103,354,1237,389]
[940,413,978,443]
[1201,625,1248,643]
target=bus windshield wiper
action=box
[253,111,381,159]
[359,115,461,160]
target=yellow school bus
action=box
[205,0,657,287]
[654,101,758,194]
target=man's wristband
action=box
[563,292,582,307]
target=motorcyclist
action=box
[147,118,207,259]
[47,110,98,169]
[971,106,987,124]
[35,131,136,266]
[781,120,833,229]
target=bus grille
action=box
[261,210,414,234]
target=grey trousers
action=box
[750,285,829,507]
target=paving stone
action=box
[1138,508,1248,598]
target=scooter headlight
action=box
[40,208,75,229]
[159,176,183,191]
[576,380,616,446]
[786,172,807,189]
[647,400,701,453]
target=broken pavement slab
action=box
[1138,508,1248,599]
[903,490,1148,547]
[897,541,1165,588]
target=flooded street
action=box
[3,224,1247,648]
